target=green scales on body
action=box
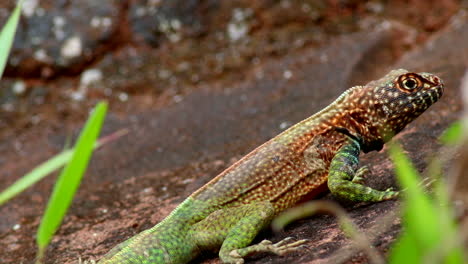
[98,69,444,264]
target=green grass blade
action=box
[0,150,73,206]
[440,121,463,145]
[0,129,127,206]
[389,231,420,263]
[388,143,464,264]
[0,129,128,206]
[388,143,439,252]
[0,0,22,78]
[36,102,108,260]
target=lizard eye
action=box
[397,74,422,92]
[403,78,417,90]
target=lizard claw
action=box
[227,237,309,263]
[78,257,96,264]
[258,237,309,256]
[399,177,435,194]
[352,166,371,184]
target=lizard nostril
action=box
[432,76,442,85]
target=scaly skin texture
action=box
[98,69,444,264]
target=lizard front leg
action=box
[327,138,399,202]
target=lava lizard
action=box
[97,69,444,264]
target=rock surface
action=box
[0,1,466,264]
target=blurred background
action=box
[0,1,467,263]
[0,0,464,135]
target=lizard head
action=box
[362,69,444,144]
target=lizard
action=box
[97,69,444,264]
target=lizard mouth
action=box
[405,83,444,119]
[422,73,444,102]
[424,83,444,105]
[415,72,444,109]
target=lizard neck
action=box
[295,86,385,153]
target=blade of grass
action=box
[388,143,439,255]
[439,121,463,146]
[388,231,420,263]
[388,143,464,264]
[0,128,128,206]
[35,102,107,263]
[0,0,23,78]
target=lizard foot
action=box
[257,237,309,255]
[78,257,96,264]
[228,237,309,263]
[381,187,399,200]
[351,166,370,184]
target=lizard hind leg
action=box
[191,201,305,264]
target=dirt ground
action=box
[0,1,467,263]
